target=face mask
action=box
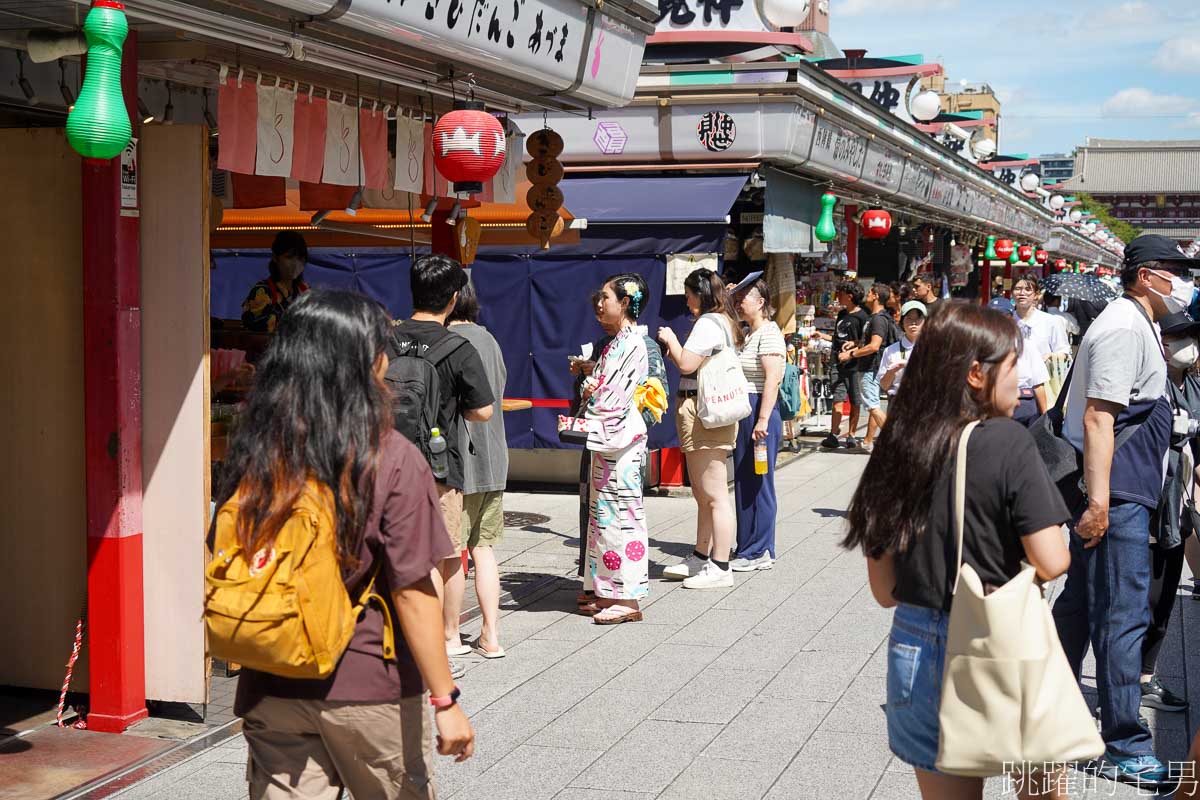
[1166,338,1200,370]
[1147,269,1193,314]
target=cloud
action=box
[1174,112,1200,129]
[1100,88,1196,117]
[835,0,958,17]
[1153,38,1200,73]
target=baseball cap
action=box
[1123,234,1200,271]
[988,297,1014,314]
[900,300,928,318]
[1160,312,1200,338]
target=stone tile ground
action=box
[106,450,1197,799]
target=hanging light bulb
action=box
[17,53,38,106]
[58,60,75,110]
[909,90,941,122]
[138,97,155,124]
[446,198,462,225]
[344,187,364,217]
[420,197,438,223]
[162,85,175,124]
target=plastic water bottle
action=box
[754,440,769,475]
[429,427,449,480]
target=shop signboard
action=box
[929,173,961,212]
[807,118,868,183]
[786,102,818,164]
[655,0,773,33]
[897,159,934,203]
[320,0,651,108]
[860,141,905,195]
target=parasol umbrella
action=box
[1041,272,1120,305]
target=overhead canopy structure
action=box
[560,175,747,224]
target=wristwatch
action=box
[429,686,461,709]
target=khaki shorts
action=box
[675,395,736,453]
[437,483,464,552]
[463,491,505,549]
[242,695,434,800]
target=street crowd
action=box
[204,232,1200,799]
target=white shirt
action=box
[876,336,915,396]
[1016,322,1050,391]
[679,314,734,391]
[1013,307,1071,357]
[1045,306,1080,337]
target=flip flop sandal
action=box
[576,602,601,617]
[592,606,643,625]
[471,642,506,659]
[576,591,596,606]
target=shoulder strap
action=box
[424,330,469,366]
[951,420,981,596]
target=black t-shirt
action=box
[862,311,895,374]
[892,417,1070,611]
[833,308,869,374]
[398,320,495,491]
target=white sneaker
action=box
[730,553,774,572]
[683,561,734,590]
[663,553,707,581]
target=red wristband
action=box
[429,686,461,708]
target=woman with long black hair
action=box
[842,302,1072,799]
[213,289,474,798]
[658,268,745,590]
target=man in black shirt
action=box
[394,255,495,665]
[912,274,940,312]
[846,283,896,451]
[821,281,869,449]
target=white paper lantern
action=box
[971,137,997,160]
[1049,195,1064,211]
[909,90,942,122]
[1069,209,1082,223]
[762,0,811,27]
[1020,172,1040,192]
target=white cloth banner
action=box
[491,133,522,204]
[364,156,419,210]
[666,254,718,296]
[323,100,360,186]
[254,83,295,177]
[393,115,425,194]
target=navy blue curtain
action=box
[211,227,721,450]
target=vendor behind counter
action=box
[241,231,310,333]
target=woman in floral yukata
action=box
[580,274,652,624]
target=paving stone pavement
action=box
[107,450,1198,799]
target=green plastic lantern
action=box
[66,0,132,160]
[1008,243,1020,265]
[984,235,997,260]
[815,193,838,243]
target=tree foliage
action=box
[1075,191,1141,244]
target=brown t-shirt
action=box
[234,430,455,714]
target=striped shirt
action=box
[738,321,786,393]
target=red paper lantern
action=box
[1034,249,1048,265]
[432,101,506,195]
[1017,244,1034,263]
[995,239,1015,259]
[860,209,892,239]
[1054,258,1068,270]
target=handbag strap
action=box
[951,420,982,595]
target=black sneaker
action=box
[1141,677,1188,712]
[820,434,839,449]
[843,436,859,449]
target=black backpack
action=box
[873,311,901,349]
[385,323,469,467]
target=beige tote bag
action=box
[935,422,1104,777]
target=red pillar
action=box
[83,29,147,733]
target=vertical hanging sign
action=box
[255,78,295,178]
[322,98,360,186]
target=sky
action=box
[830,0,1200,156]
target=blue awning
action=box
[560,175,748,225]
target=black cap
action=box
[1123,234,1200,271]
[1160,312,1200,338]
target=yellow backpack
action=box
[204,480,395,679]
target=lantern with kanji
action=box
[1034,249,1048,265]
[1017,244,1033,263]
[1054,258,1067,270]
[995,239,1015,259]
[860,209,892,240]
[432,100,506,195]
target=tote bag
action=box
[935,422,1104,777]
[696,314,752,428]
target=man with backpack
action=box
[388,255,495,672]
[845,282,899,452]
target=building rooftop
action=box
[1059,139,1200,193]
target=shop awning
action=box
[560,176,747,224]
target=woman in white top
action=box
[658,268,744,590]
[1012,274,1071,359]
[878,301,927,398]
[730,277,786,571]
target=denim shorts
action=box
[886,603,951,773]
[860,371,882,410]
